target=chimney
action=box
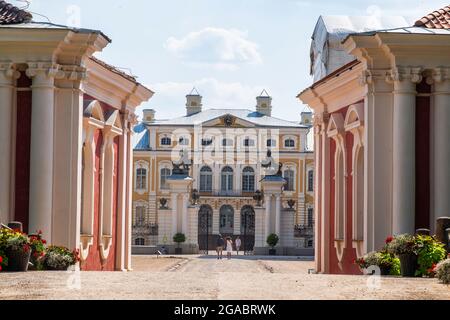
[143,109,156,122]
[186,87,202,116]
[300,111,313,126]
[256,89,272,117]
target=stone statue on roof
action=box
[172,149,191,175]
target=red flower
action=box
[42,239,47,244]
[0,256,3,264]
[385,236,394,244]
[23,244,30,253]
[0,265,2,271]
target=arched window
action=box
[267,139,276,147]
[242,166,255,192]
[221,166,233,192]
[135,238,145,246]
[284,169,295,191]
[222,138,233,147]
[135,206,145,226]
[284,138,295,148]
[136,168,147,190]
[160,167,171,189]
[161,136,171,146]
[178,137,189,145]
[308,170,314,192]
[244,138,255,147]
[307,207,314,227]
[199,166,213,192]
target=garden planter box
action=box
[269,249,276,255]
[6,248,31,272]
[399,253,418,277]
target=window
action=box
[284,169,295,191]
[219,205,234,234]
[136,168,147,190]
[135,238,145,246]
[161,137,171,146]
[179,137,189,145]
[244,138,255,147]
[160,167,171,189]
[199,166,213,192]
[222,138,233,147]
[307,207,314,227]
[267,139,276,147]
[221,166,233,192]
[307,239,313,248]
[135,206,145,226]
[242,166,255,192]
[284,138,295,148]
[308,170,314,192]
[201,138,213,146]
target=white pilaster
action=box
[171,193,178,237]
[391,68,421,235]
[26,63,61,240]
[275,194,281,237]
[182,193,189,236]
[432,68,450,225]
[264,195,271,242]
[0,63,19,225]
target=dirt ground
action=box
[0,255,449,300]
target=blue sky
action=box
[18,0,449,121]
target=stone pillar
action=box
[320,113,330,273]
[26,63,61,240]
[171,193,178,237]
[264,195,271,241]
[275,194,281,237]
[432,68,450,223]
[390,67,421,235]
[182,193,189,236]
[0,63,19,225]
[313,122,322,272]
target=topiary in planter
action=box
[173,233,186,254]
[266,233,279,255]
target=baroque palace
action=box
[299,6,450,274]
[0,2,153,270]
[132,91,314,254]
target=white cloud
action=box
[136,78,266,120]
[165,27,262,70]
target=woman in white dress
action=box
[226,237,233,260]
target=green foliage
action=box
[415,235,447,277]
[386,234,418,255]
[354,250,400,275]
[173,233,186,246]
[266,233,279,248]
[43,245,79,270]
[388,257,401,276]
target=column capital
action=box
[0,63,20,84]
[26,62,65,80]
[386,66,423,84]
[430,67,450,84]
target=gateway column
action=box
[432,68,450,223]
[26,63,61,241]
[390,67,422,235]
[0,63,19,224]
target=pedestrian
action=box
[226,237,233,260]
[235,236,241,255]
[216,234,224,259]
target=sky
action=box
[16,0,450,121]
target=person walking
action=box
[235,236,241,255]
[226,237,233,260]
[216,234,224,259]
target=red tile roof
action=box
[0,1,32,25]
[414,5,450,29]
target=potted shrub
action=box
[435,259,450,284]
[415,234,446,277]
[28,230,47,270]
[43,246,79,270]
[386,234,418,277]
[266,233,279,255]
[354,251,400,276]
[0,250,7,272]
[173,233,186,254]
[1,228,31,272]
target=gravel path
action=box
[0,255,449,300]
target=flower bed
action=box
[0,227,79,272]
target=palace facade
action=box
[0,2,153,270]
[298,6,450,273]
[132,91,314,254]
